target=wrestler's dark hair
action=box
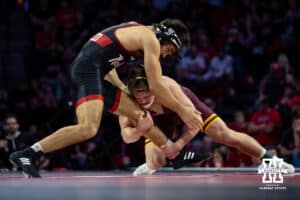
[154,18,190,48]
[127,65,149,95]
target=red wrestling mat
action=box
[1,170,299,200]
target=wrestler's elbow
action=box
[123,137,135,144]
[122,135,136,144]
[121,130,140,144]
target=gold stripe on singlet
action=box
[145,138,154,147]
[203,114,220,132]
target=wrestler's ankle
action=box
[30,142,45,154]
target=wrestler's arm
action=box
[141,32,183,114]
[104,69,129,94]
[162,77,203,150]
[163,76,204,129]
[119,116,142,144]
[175,125,199,150]
[141,32,202,131]
[119,111,154,144]
[162,76,195,108]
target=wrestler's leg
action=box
[10,58,105,177]
[205,119,265,158]
[206,118,295,173]
[9,99,103,178]
[145,142,166,170]
[40,100,103,153]
[133,140,165,176]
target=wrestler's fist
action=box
[136,110,154,134]
[178,105,203,131]
[161,141,180,160]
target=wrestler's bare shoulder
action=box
[115,24,157,51]
[162,76,180,88]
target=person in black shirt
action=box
[0,114,29,170]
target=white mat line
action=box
[156,167,300,172]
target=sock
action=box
[144,163,151,170]
[145,163,156,173]
[30,143,44,153]
[167,139,173,145]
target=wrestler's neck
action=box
[148,100,164,114]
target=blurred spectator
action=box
[226,27,247,80]
[277,53,292,75]
[0,114,30,170]
[277,53,300,92]
[0,135,7,169]
[292,115,300,167]
[288,96,300,115]
[35,22,57,51]
[0,88,8,120]
[228,111,248,133]
[278,113,300,166]
[55,0,79,30]
[276,85,297,132]
[197,46,233,98]
[176,44,206,88]
[70,142,96,170]
[27,124,44,142]
[259,62,287,106]
[199,46,233,82]
[248,97,281,146]
[196,32,216,65]
[280,8,297,47]
[29,0,55,28]
[211,148,227,168]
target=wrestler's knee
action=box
[78,122,99,140]
[210,124,240,147]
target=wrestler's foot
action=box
[171,151,212,170]
[9,148,41,178]
[133,163,156,176]
[259,155,295,175]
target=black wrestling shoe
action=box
[171,151,212,170]
[9,148,41,178]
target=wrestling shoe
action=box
[258,156,295,175]
[133,163,156,176]
[171,151,212,170]
[9,148,41,178]
[273,156,295,174]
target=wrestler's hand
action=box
[136,110,154,134]
[161,141,180,160]
[178,105,203,131]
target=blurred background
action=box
[0,0,300,172]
